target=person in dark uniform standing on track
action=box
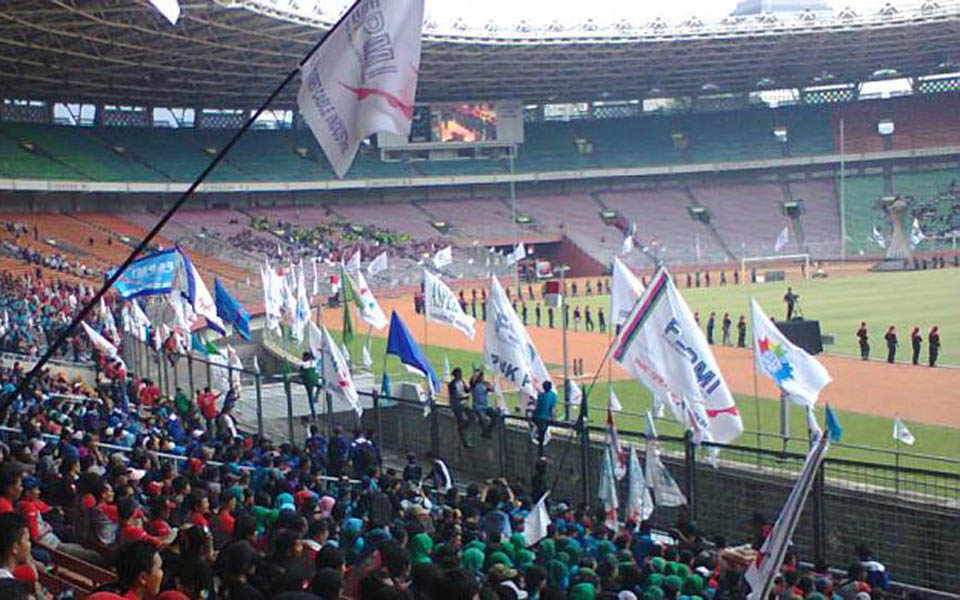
[722,312,732,346]
[521,302,528,326]
[910,327,923,365]
[737,315,747,348]
[535,302,542,327]
[857,321,870,360]
[706,312,716,345]
[598,307,606,334]
[783,287,799,320]
[584,306,595,332]
[884,325,898,364]
[548,305,554,329]
[928,326,941,367]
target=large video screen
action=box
[380,100,523,147]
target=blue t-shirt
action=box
[533,390,557,421]
[471,382,490,410]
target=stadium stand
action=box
[840,174,886,256]
[833,95,960,153]
[417,198,517,241]
[516,194,620,261]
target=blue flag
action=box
[214,278,251,341]
[825,405,843,442]
[386,311,440,394]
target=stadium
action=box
[0,0,958,598]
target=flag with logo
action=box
[745,431,831,599]
[308,321,361,416]
[345,248,362,272]
[432,246,453,269]
[613,267,742,444]
[626,444,654,523]
[483,275,552,398]
[367,251,388,276]
[523,493,551,547]
[298,0,425,178]
[893,417,915,445]
[598,444,620,531]
[344,269,388,330]
[774,226,790,252]
[423,269,476,339]
[750,298,831,407]
[82,321,119,360]
[179,249,226,335]
[610,256,644,328]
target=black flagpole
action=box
[0,0,363,416]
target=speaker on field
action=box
[774,319,823,355]
[764,270,785,282]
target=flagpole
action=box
[749,301,763,454]
[1,0,367,413]
[894,414,901,494]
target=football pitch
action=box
[512,267,960,366]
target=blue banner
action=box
[108,248,181,299]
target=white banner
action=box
[347,269,388,330]
[308,322,362,416]
[432,245,453,269]
[613,267,742,444]
[645,437,687,507]
[774,225,790,252]
[610,256,644,327]
[423,269,476,339]
[298,0,425,178]
[367,251,388,276]
[483,275,551,398]
[626,444,654,523]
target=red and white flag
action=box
[606,406,627,480]
[298,0,426,178]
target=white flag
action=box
[751,298,831,406]
[621,233,635,256]
[483,276,552,398]
[508,242,526,265]
[260,260,284,336]
[523,493,551,546]
[100,298,119,342]
[346,269,389,330]
[432,246,453,269]
[871,225,887,249]
[344,249,362,273]
[607,410,627,480]
[82,321,119,360]
[745,434,830,599]
[609,389,623,413]
[312,257,321,296]
[626,444,654,523]
[147,0,180,25]
[423,269,476,339]
[308,322,362,416]
[893,417,915,445]
[568,380,583,407]
[253,354,261,375]
[910,218,926,246]
[362,345,374,369]
[598,444,620,531]
[443,354,451,381]
[184,255,226,335]
[298,0,425,178]
[493,379,508,415]
[644,437,686,507]
[613,268,742,444]
[130,301,151,343]
[610,256,644,328]
[774,226,790,252]
[367,251,388,276]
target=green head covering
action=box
[500,540,516,558]
[807,593,826,600]
[537,538,556,560]
[462,547,485,574]
[486,551,513,570]
[570,582,596,600]
[682,574,704,595]
[617,549,633,563]
[546,559,569,589]
[510,532,526,551]
[556,551,571,567]
[464,540,486,553]
[409,533,433,566]
[664,562,678,576]
[651,557,666,573]
[676,564,690,579]
[663,574,684,592]
[517,549,536,568]
[597,540,616,557]
[646,573,664,588]
[644,586,665,600]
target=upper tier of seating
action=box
[0,95,956,182]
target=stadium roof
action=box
[0,0,958,109]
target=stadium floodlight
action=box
[877,119,895,136]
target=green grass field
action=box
[512,268,960,366]
[326,322,960,474]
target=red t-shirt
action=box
[198,393,217,419]
[119,523,164,547]
[216,510,235,537]
[0,496,15,513]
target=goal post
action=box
[741,253,810,283]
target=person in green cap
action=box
[570,581,596,600]
[644,585,665,600]
[462,546,485,576]
[409,532,434,567]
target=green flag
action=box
[342,267,354,345]
[203,341,222,356]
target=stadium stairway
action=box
[683,186,737,262]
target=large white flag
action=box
[644,437,687,507]
[751,298,831,407]
[308,322,362,416]
[260,260,284,336]
[606,409,627,480]
[100,298,119,342]
[626,444,654,523]
[367,251,388,276]
[910,218,926,246]
[292,261,312,343]
[774,226,790,252]
[184,256,226,335]
[610,256,644,328]
[598,445,620,531]
[423,269,476,339]
[345,249,362,273]
[432,246,453,269]
[147,0,180,25]
[523,493,552,546]
[82,321,119,359]
[745,434,830,599]
[871,225,887,249]
[893,417,915,445]
[483,275,552,398]
[346,269,389,330]
[130,301,151,342]
[298,0,425,178]
[613,267,742,444]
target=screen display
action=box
[430,103,498,142]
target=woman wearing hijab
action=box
[409,532,434,567]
